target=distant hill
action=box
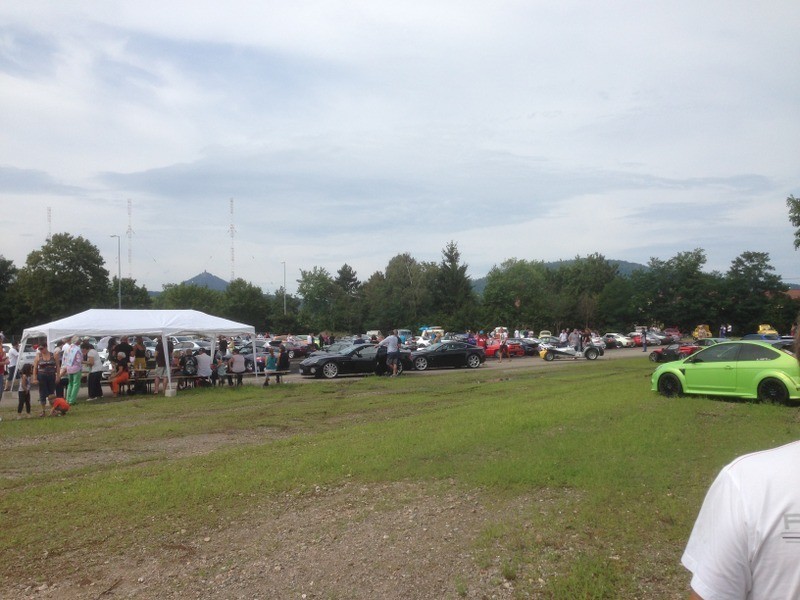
[183,271,229,291]
[471,259,648,295]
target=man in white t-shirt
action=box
[682,331,800,599]
[195,348,213,379]
[682,440,800,599]
[377,330,401,377]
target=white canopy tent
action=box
[14,309,258,390]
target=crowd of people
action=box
[0,334,305,418]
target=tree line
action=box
[1,233,797,340]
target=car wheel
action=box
[657,373,683,397]
[321,362,339,379]
[648,351,660,363]
[584,348,599,360]
[467,354,481,368]
[678,352,690,359]
[757,378,789,404]
[288,349,296,359]
[544,351,555,362]
[414,357,429,371]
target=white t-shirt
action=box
[87,349,105,373]
[682,440,800,600]
[195,352,213,377]
[378,335,400,353]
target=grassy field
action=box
[2,358,799,598]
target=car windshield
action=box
[426,342,444,351]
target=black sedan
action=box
[409,341,485,371]
[299,344,412,379]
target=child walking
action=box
[17,363,32,418]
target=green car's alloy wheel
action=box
[757,378,789,404]
[657,373,683,397]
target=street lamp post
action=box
[110,235,121,309]
[281,261,287,315]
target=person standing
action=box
[681,325,800,599]
[32,345,58,416]
[132,336,147,374]
[61,336,83,406]
[152,338,168,395]
[377,330,401,376]
[16,363,32,417]
[54,338,71,397]
[4,341,18,392]
[82,341,104,401]
[113,336,133,368]
[0,343,8,399]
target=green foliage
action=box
[0,256,24,334]
[788,195,800,249]
[629,249,723,330]
[725,251,787,332]
[331,263,364,332]
[153,282,223,313]
[297,266,335,332]
[482,258,551,329]
[15,233,110,324]
[110,276,153,309]
[222,278,269,328]
[433,241,477,329]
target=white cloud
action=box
[0,0,798,293]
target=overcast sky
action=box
[2,1,799,294]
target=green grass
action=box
[2,358,799,596]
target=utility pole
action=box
[281,261,287,315]
[110,235,122,309]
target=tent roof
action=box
[21,309,255,342]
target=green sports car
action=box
[651,340,800,403]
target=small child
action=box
[263,347,277,387]
[50,396,70,416]
[216,360,231,386]
[17,363,32,418]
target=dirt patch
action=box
[4,482,567,599]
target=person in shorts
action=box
[377,330,401,377]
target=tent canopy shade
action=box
[15,309,258,390]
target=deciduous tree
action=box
[16,233,110,324]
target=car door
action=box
[734,344,782,395]
[681,343,741,394]
[349,345,378,374]
[437,342,463,367]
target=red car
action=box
[648,342,700,363]
[484,339,525,358]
